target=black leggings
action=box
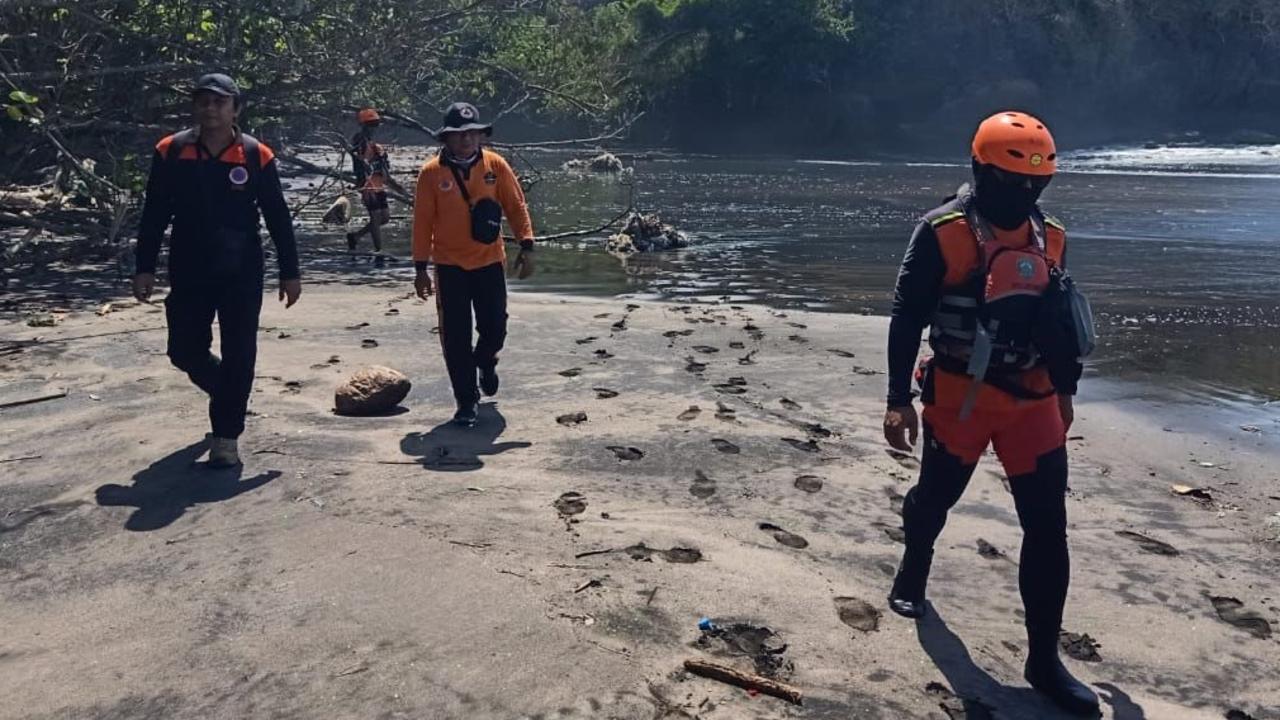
[901,422,1070,641]
[434,262,507,405]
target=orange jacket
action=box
[412,149,534,270]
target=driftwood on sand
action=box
[682,659,803,705]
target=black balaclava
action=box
[971,159,1048,230]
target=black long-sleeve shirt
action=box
[136,132,300,282]
[886,221,946,407]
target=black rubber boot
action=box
[887,547,932,619]
[1025,631,1100,716]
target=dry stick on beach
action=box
[0,390,68,410]
[682,659,803,706]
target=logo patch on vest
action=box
[440,179,453,192]
[483,171,497,185]
[1016,257,1036,279]
[228,166,249,186]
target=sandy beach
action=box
[1,265,1277,720]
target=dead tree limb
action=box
[682,659,803,706]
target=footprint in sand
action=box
[834,596,881,632]
[593,387,619,399]
[606,446,644,461]
[738,351,758,366]
[714,384,747,395]
[1058,631,1103,661]
[715,402,737,422]
[780,397,803,411]
[559,368,583,378]
[594,312,611,319]
[886,490,904,515]
[593,349,614,360]
[976,538,1005,560]
[728,341,745,349]
[556,411,588,427]
[886,449,920,469]
[685,359,708,373]
[624,543,703,563]
[663,329,694,338]
[827,349,856,358]
[788,335,809,344]
[711,438,740,454]
[1115,530,1180,556]
[575,336,598,345]
[554,492,587,517]
[759,522,809,549]
[787,322,808,329]
[925,682,994,719]
[678,406,702,421]
[873,522,906,544]
[795,475,823,493]
[1210,596,1273,639]
[692,345,720,354]
[791,420,833,438]
[782,437,820,453]
[611,319,628,331]
[690,470,717,498]
[360,339,378,348]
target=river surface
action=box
[289,143,1280,425]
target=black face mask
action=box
[972,160,1051,230]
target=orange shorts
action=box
[923,396,1064,477]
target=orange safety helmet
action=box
[972,111,1056,176]
[357,108,382,125]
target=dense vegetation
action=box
[2,0,1279,246]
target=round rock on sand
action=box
[334,366,411,416]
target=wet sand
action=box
[1,271,1277,719]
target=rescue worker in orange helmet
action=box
[883,112,1098,715]
[412,102,535,427]
[347,108,406,252]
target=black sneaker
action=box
[479,366,499,397]
[346,232,358,251]
[452,402,479,427]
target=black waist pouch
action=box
[470,197,503,245]
[451,160,503,245]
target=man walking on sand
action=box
[412,102,535,427]
[346,107,406,253]
[883,112,1098,715]
[133,73,302,468]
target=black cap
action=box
[436,102,492,138]
[191,73,239,98]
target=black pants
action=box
[435,262,507,405]
[164,276,264,439]
[900,422,1071,648]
